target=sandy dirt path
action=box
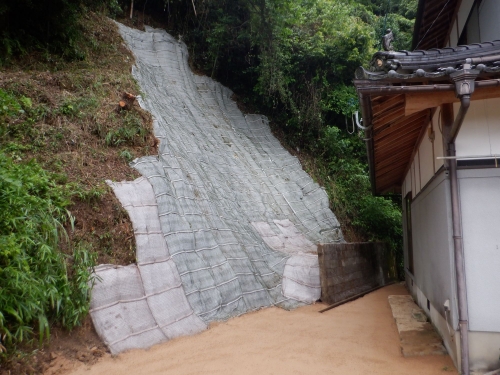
[60,284,457,375]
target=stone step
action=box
[388,295,448,357]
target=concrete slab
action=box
[389,295,448,357]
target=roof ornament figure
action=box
[382,29,394,51]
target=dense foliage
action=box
[0,89,97,350]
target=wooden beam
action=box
[405,86,500,116]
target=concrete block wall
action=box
[318,242,393,305]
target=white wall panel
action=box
[459,169,500,332]
[484,98,500,155]
[403,169,411,197]
[414,151,421,195]
[455,100,492,157]
[419,124,435,188]
[433,110,444,170]
[411,172,457,327]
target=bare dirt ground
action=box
[48,284,457,375]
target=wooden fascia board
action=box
[405,85,500,115]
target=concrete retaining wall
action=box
[318,242,394,305]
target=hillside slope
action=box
[89,23,343,354]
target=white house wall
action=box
[411,159,419,195]
[402,115,443,200]
[418,124,435,187]
[487,99,500,154]
[415,151,421,192]
[469,331,500,372]
[459,168,500,333]
[409,170,458,328]
[433,110,445,170]
[455,98,500,157]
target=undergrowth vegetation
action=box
[0,11,153,362]
[0,89,97,354]
[0,152,97,345]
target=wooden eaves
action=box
[354,41,500,195]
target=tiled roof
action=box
[356,40,500,82]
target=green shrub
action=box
[105,112,146,146]
[0,153,97,350]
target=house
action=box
[354,1,500,373]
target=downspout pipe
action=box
[444,64,478,375]
[449,95,471,142]
[446,102,470,375]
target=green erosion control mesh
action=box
[90,23,343,354]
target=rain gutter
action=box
[443,63,479,375]
[356,78,500,96]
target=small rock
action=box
[50,352,59,361]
